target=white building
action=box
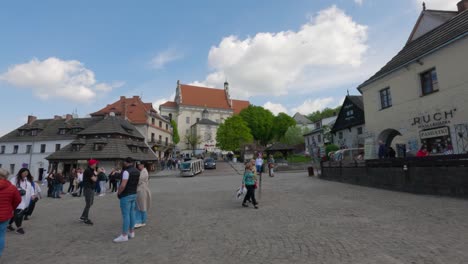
[304,116,337,158]
[0,115,101,178]
[159,81,250,154]
[358,1,468,157]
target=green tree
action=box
[184,134,202,154]
[282,126,310,145]
[239,105,275,145]
[307,106,341,123]
[216,115,253,151]
[272,113,296,141]
[171,120,180,145]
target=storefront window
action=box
[420,126,452,154]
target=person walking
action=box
[135,161,151,228]
[67,169,77,193]
[255,155,263,176]
[46,170,55,198]
[75,168,83,197]
[242,163,258,209]
[267,155,275,177]
[97,167,108,197]
[8,168,35,234]
[24,173,40,220]
[114,157,140,243]
[53,170,65,199]
[0,168,21,256]
[80,160,98,225]
[108,168,118,193]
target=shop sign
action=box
[411,109,456,129]
[420,127,449,139]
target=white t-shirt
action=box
[78,173,83,182]
[255,158,263,166]
[122,170,129,180]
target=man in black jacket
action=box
[113,157,140,243]
[80,159,98,225]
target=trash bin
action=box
[308,166,314,176]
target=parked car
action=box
[204,158,216,169]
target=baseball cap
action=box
[88,159,99,166]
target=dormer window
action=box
[59,129,66,135]
[130,146,138,153]
[31,130,38,136]
[72,144,82,151]
[94,143,105,151]
[19,130,25,136]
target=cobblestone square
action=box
[3,162,468,264]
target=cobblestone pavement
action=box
[3,161,468,264]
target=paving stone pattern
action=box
[3,162,468,264]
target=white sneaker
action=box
[113,234,128,243]
[98,194,105,197]
[129,232,135,239]
[134,223,142,229]
[139,223,146,228]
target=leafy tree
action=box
[239,105,275,145]
[282,126,310,145]
[272,113,296,141]
[307,106,341,123]
[171,120,180,145]
[184,134,202,154]
[216,115,253,151]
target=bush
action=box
[325,144,339,156]
[273,151,284,159]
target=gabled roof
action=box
[160,101,177,108]
[293,113,312,125]
[231,99,250,114]
[46,137,157,161]
[46,115,157,161]
[79,116,145,139]
[407,10,458,44]
[179,84,231,109]
[347,96,364,111]
[91,96,166,125]
[331,96,365,133]
[358,9,468,91]
[0,117,102,143]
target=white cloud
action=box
[150,49,183,69]
[291,97,336,115]
[415,0,459,10]
[153,92,176,111]
[193,6,368,99]
[263,101,288,115]
[354,0,363,6]
[0,57,119,101]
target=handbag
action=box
[18,188,26,196]
[254,182,258,189]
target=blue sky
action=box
[0,0,460,136]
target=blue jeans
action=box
[119,194,137,234]
[0,220,8,256]
[53,183,62,198]
[256,165,262,173]
[135,210,147,224]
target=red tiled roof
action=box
[180,84,231,109]
[91,96,157,125]
[160,101,177,107]
[232,99,250,114]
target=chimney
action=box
[458,0,468,13]
[65,114,73,121]
[27,115,37,125]
[54,115,62,120]
[133,95,139,99]
[120,96,125,101]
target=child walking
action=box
[242,163,258,209]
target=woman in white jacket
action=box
[7,168,34,234]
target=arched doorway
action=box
[378,129,402,147]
